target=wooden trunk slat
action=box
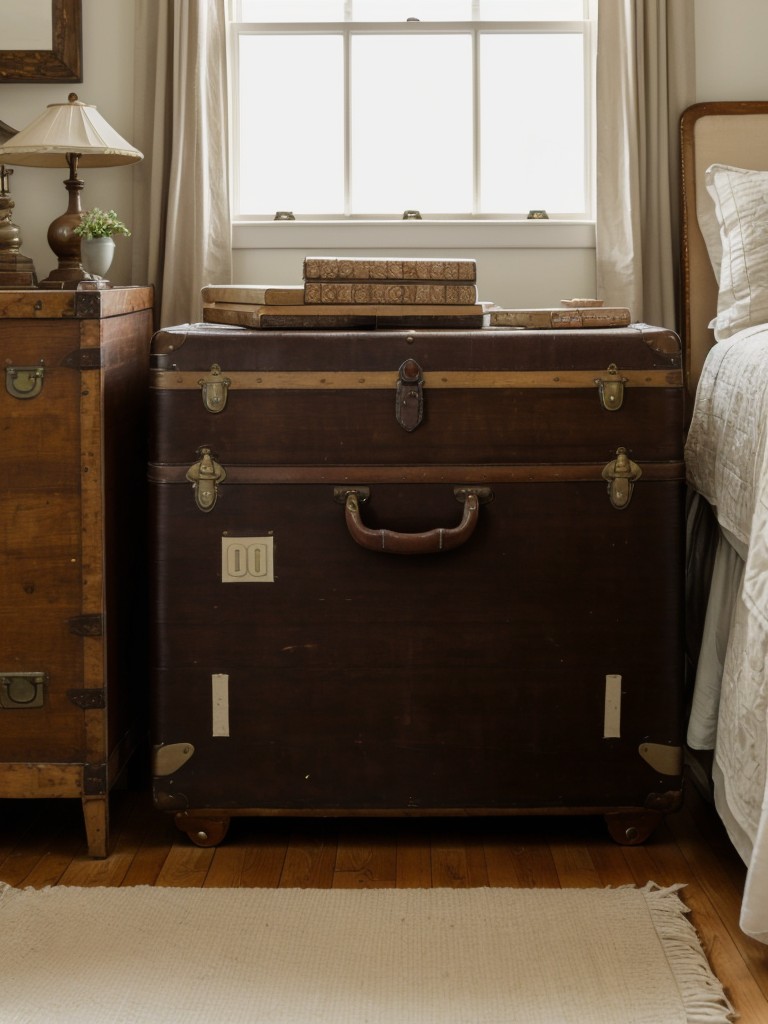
[151,368,683,390]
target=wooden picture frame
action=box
[0,0,82,83]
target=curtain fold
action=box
[596,0,695,331]
[133,0,232,328]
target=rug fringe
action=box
[640,883,737,1024]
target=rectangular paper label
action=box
[604,674,622,738]
[221,536,274,582]
[212,673,230,737]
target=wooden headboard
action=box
[681,101,768,394]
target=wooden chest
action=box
[148,323,686,848]
[0,287,153,857]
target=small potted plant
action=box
[73,207,131,278]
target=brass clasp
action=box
[186,447,227,512]
[602,447,642,509]
[198,363,231,413]
[595,363,628,412]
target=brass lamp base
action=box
[0,189,37,287]
[0,251,36,289]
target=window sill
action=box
[232,219,595,251]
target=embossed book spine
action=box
[303,257,477,282]
[490,308,632,329]
[303,281,479,305]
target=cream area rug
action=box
[0,881,734,1024]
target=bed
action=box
[681,101,768,944]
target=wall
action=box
[231,228,596,311]
[1,1,767,305]
[694,0,768,101]
[1,0,137,288]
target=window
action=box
[230,1,595,223]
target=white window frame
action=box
[229,1,597,252]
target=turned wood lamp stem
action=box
[40,151,87,287]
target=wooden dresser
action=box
[0,287,153,856]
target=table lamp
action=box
[0,94,142,289]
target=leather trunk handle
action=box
[341,488,487,555]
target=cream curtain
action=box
[596,0,695,330]
[132,0,231,328]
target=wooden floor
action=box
[1,773,766,1021]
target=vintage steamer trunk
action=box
[0,287,153,857]
[149,323,685,847]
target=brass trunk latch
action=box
[198,363,231,413]
[186,447,227,512]
[595,363,628,411]
[5,364,44,400]
[602,447,642,509]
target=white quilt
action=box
[685,325,768,942]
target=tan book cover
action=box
[203,300,492,329]
[303,257,477,282]
[489,307,632,329]
[201,284,305,306]
[245,312,489,330]
[203,306,373,328]
[304,281,478,305]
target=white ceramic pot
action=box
[80,236,116,278]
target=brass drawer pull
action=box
[0,672,46,708]
[5,364,44,399]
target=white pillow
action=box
[697,180,722,285]
[705,163,768,340]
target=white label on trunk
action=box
[212,673,230,737]
[604,674,622,738]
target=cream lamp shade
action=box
[0,93,143,288]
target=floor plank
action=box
[333,819,398,888]
[279,820,337,887]
[482,818,561,888]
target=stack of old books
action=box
[202,256,494,329]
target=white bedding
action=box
[685,324,768,943]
